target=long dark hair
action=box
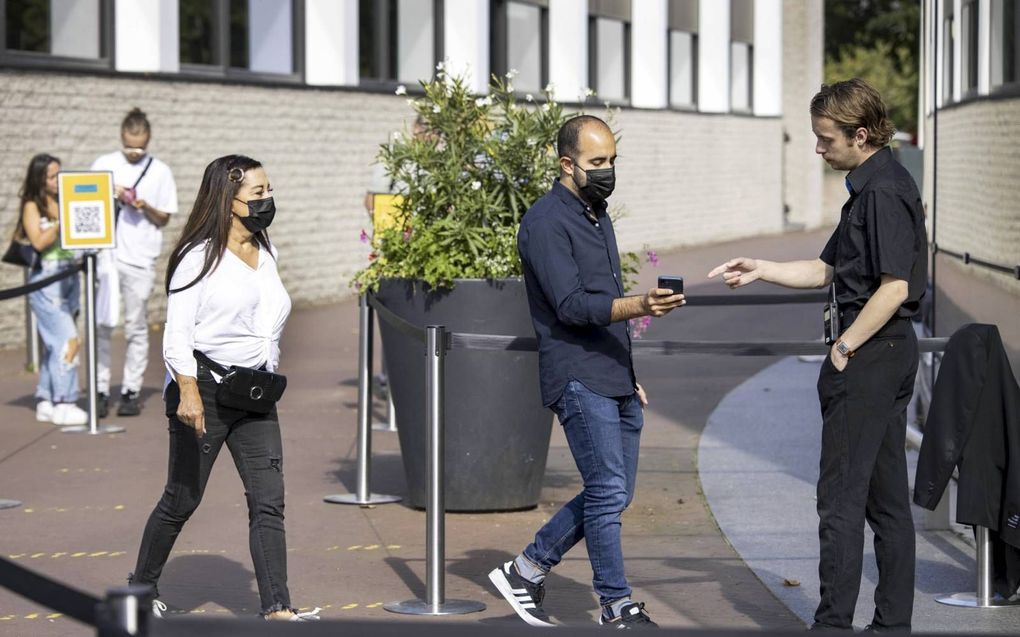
[165,154,270,294]
[15,153,60,240]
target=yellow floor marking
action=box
[0,616,13,621]
[7,555,24,560]
[23,509,33,513]
[24,613,38,619]
[59,468,69,473]
[386,544,401,550]
[88,551,108,557]
[46,613,62,619]
[367,602,383,608]
[114,505,125,510]
[30,553,45,559]
[326,545,340,551]
[108,551,127,557]
[363,544,380,550]
[51,552,67,558]
[54,508,67,512]
[342,603,358,610]
[347,545,362,550]
[71,552,87,557]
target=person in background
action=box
[17,153,87,426]
[129,155,318,622]
[91,107,179,418]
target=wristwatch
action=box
[836,340,855,358]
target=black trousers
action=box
[131,365,291,615]
[814,319,918,631]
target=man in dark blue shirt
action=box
[709,79,926,632]
[488,115,684,629]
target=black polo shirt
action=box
[819,146,928,318]
[517,180,636,407]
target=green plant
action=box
[352,68,569,291]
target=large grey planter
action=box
[374,278,553,511]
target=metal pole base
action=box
[936,593,1020,608]
[0,499,22,510]
[323,493,401,506]
[60,424,126,435]
[383,599,486,616]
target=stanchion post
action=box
[97,584,154,636]
[0,499,22,510]
[936,525,1020,608]
[384,325,485,616]
[324,294,400,506]
[62,253,124,436]
[24,269,41,372]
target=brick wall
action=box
[0,68,796,350]
[921,98,1020,298]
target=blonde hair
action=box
[810,79,895,148]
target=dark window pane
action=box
[6,0,50,53]
[359,0,396,80]
[180,0,216,65]
[230,0,248,69]
[1007,0,1019,82]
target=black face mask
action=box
[235,197,275,233]
[572,161,616,203]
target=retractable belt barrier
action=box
[0,556,99,626]
[0,263,83,301]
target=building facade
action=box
[0,0,824,349]
[919,0,1020,362]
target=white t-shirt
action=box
[90,151,179,269]
[162,240,292,386]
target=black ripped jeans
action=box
[131,364,291,614]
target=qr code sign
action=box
[69,200,106,239]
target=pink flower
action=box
[360,229,369,244]
[630,316,652,339]
[646,250,659,267]
[403,228,413,242]
[354,282,363,292]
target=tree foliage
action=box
[825,0,921,135]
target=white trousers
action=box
[97,262,155,395]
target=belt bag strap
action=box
[193,349,230,376]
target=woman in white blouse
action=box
[129,155,316,621]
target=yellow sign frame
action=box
[57,171,116,250]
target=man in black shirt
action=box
[709,79,926,632]
[488,115,684,628]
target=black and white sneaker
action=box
[488,560,554,627]
[599,601,658,629]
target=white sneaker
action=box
[151,599,167,619]
[51,403,88,427]
[36,400,54,422]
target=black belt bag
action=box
[193,350,287,414]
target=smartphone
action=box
[657,276,684,294]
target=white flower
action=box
[604,100,612,108]
[395,84,407,96]
[471,181,481,190]
[405,98,416,106]
[542,103,552,111]
[475,96,492,107]
[392,131,401,140]
[436,60,447,72]
[432,104,441,113]
[506,68,519,79]
[584,87,595,97]
[544,83,555,93]
[506,83,514,93]
[525,94,534,102]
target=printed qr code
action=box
[69,200,107,239]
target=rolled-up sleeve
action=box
[162,252,204,379]
[521,218,614,327]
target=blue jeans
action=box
[523,379,643,607]
[28,259,81,403]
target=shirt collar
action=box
[845,146,891,196]
[550,180,607,218]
